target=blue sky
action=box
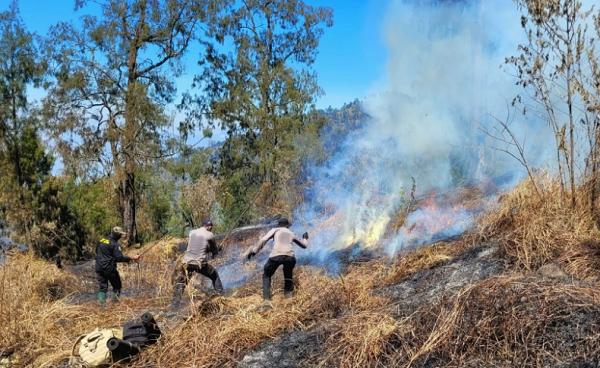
[5,0,389,109]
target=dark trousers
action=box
[263,255,296,300]
[96,269,122,295]
[172,262,223,306]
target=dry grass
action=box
[401,275,600,367]
[131,261,389,367]
[382,240,473,286]
[0,252,169,367]
[317,311,402,368]
[0,243,391,367]
[478,177,600,274]
[4,177,600,367]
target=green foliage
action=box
[136,169,178,241]
[319,100,369,155]
[44,0,203,244]
[0,3,86,260]
[184,0,333,226]
[63,178,119,243]
[30,177,87,260]
[0,0,341,252]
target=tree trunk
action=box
[591,118,600,223]
[108,117,125,225]
[566,4,577,209]
[120,0,146,246]
[11,89,24,203]
[122,170,137,246]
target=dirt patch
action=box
[237,328,325,368]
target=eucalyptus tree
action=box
[0,1,51,232]
[184,0,332,224]
[45,0,205,244]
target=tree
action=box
[508,0,593,208]
[184,0,332,225]
[44,0,203,245]
[577,9,600,220]
[0,1,50,234]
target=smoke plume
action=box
[293,0,551,264]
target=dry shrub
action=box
[403,275,600,367]
[559,239,600,280]
[478,177,600,271]
[180,175,220,227]
[137,236,185,262]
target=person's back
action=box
[172,221,223,308]
[95,235,121,272]
[246,218,308,301]
[183,227,214,265]
[269,227,298,258]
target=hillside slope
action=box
[2,179,600,367]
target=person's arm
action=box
[292,232,309,249]
[208,237,219,257]
[112,242,134,263]
[246,228,277,259]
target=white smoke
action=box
[294,0,554,263]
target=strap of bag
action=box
[69,334,87,364]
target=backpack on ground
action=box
[122,312,161,348]
[71,327,123,367]
[107,312,162,363]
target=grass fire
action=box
[2,0,600,367]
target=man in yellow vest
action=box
[95,226,140,305]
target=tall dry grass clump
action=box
[382,240,473,286]
[478,177,600,273]
[402,275,600,367]
[1,253,80,357]
[317,311,402,368]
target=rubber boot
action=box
[170,283,185,309]
[213,275,224,294]
[97,291,107,306]
[262,275,272,301]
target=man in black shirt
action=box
[95,226,140,305]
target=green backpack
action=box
[71,328,123,367]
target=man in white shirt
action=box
[246,218,308,300]
[171,220,223,308]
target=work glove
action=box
[302,232,309,240]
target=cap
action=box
[112,226,127,235]
[202,219,213,227]
[278,218,290,227]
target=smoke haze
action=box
[293,0,553,261]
